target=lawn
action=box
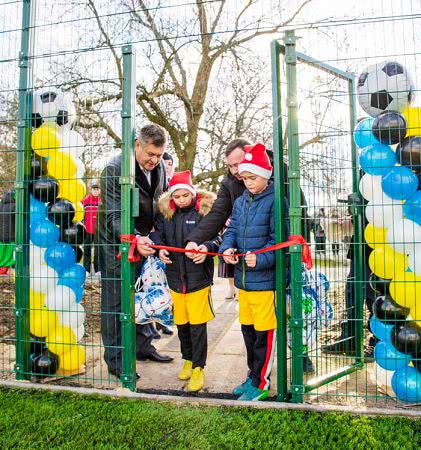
[0,388,419,449]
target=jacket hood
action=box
[158,189,216,220]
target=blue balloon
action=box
[58,279,84,302]
[29,196,47,225]
[403,191,421,226]
[381,166,419,200]
[353,117,379,149]
[44,243,76,274]
[359,143,397,175]
[60,264,86,287]
[374,341,411,371]
[370,316,394,343]
[392,366,421,403]
[30,220,59,248]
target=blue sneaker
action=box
[232,377,252,396]
[238,384,269,402]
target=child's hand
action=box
[223,248,239,265]
[192,245,208,264]
[159,249,172,264]
[245,251,256,268]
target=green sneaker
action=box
[232,377,252,396]
[238,384,269,402]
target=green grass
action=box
[0,388,419,449]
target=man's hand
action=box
[245,251,256,268]
[223,248,239,265]
[159,249,172,264]
[136,235,155,257]
[185,242,199,259]
[192,244,208,264]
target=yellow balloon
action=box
[73,202,85,223]
[402,107,421,137]
[46,325,77,356]
[30,290,45,310]
[364,224,387,249]
[368,245,408,280]
[30,308,59,337]
[389,270,421,308]
[58,179,86,205]
[47,151,77,180]
[31,124,61,158]
[59,345,86,371]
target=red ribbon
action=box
[118,234,313,269]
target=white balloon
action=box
[371,362,394,392]
[75,158,85,179]
[30,265,58,294]
[29,244,46,269]
[74,324,85,342]
[365,197,403,228]
[386,219,421,254]
[45,285,76,312]
[359,174,385,202]
[59,128,85,158]
[408,245,421,275]
[59,303,85,329]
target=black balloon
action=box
[61,222,87,246]
[30,334,45,357]
[30,157,45,179]
[47,199,75,228]
[391,322,421,356]
[73,245,83,263]
[30,177,58,203]
[31,351,58,377]
[374,295,409,324]
[369,273,391,296]
[396,136,421,172]
[372,111,407,145]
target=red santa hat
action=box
[239,143,273,179]
[169,170,196,196]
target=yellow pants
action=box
[238,289,276,331]
[171,286,215,325]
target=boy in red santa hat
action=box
[220,143,289,401]
[150,170,220,392]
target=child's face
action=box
[171,188,194,208]
[240,171,269,195]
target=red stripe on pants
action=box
[258,329,274,390]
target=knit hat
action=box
[169,170,196,196]
[239,143,273,179]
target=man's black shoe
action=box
[138,350,174,363]
[322,338,356,356]
[152,332,161,340]
[108,368,140,380]
[161,325,174,335]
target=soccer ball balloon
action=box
[32,87,76,128]
[357,61,414,117]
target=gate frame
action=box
[271,30,365,403]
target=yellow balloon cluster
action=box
[368,244,408,280]
[31,124,61,158]
[365,224,387,249]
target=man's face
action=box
[171,189,194,208]
[241,171,269,195]
[135,140,165,171]
[226,147,245,180]
[91,187,100,197]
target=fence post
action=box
[120,44,137,390]
[14,0,35,381]
[284,30,304,403]
[348,78,364,365]
[271,40,288,401]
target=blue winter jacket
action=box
[220,183,289,291]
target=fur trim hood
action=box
[158,189,216,220]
